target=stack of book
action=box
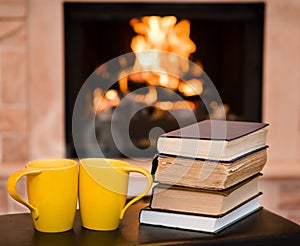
[139,120,269,233]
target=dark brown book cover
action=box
[157,145,268,163]
[149,192,263,217]
[160,120,269,141]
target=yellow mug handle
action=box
[120,165,153,219]
[7,169,42,220]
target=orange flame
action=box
[130,16,196,88]
[94,16,201,115]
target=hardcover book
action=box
[157,120,269,161]
[150,174,262,216]
[140,197,262,233]
[153,147,267,190]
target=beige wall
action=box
[0,0,28,162]
[0,0,300,166]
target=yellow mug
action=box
[79,158,153,231]
[7,159,78,233]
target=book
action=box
[157,120,269,161]
[153,147,267,190]
[139,196,262,233]
[150,174,262,216]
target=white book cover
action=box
[139,197,261,233]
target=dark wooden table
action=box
[0,204,300,245]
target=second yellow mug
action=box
[79,158,153,231]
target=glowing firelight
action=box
[179,79,203,97]
[130,16,197,88]
[93,89,120,113]
[130,16,196,58]
[93,15,203,114]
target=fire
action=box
[129,16,197,88]
[179,79,203,97]
[93,89,120,113]
[93,15,203,114]
[130,16,196,58]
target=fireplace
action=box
[64,2,264,158]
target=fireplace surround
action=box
[1,0,297,165]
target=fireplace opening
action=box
[64,3,264,158]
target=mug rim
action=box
[80,158,129,168]
[26,159,78,170]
